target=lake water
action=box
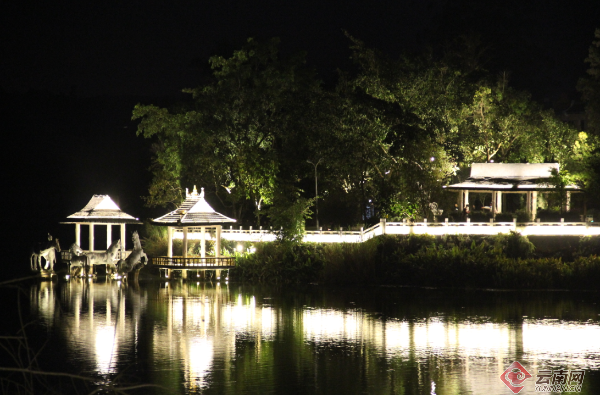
[4,279,600,394]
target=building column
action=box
[89,223,95,252]
[458,191,464,214]
[183,227,188,258]
[120,224,126,252]
[106,225,112,250]
[565,191,571,212]
[167,227,173,257]
[201,227,206,258]
[532,191,538,220]
[491,191,496,217]
[464,190,470,209]
[526,192,532,220]
[75,223,81,247]
[496,191,503,213]
[216,225,221,258]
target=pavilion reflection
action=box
[299,307,600,369]
[31,279,145,375]
[28,282,600,393]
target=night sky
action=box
[2,0,599,271]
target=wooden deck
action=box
[150,256,236,269]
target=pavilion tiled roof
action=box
[62,195,142,224]
[445,163,580,191]
[152,186,236,226]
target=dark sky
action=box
[2,0,597,100]
[0,0,445,96]
[1,0,599,273]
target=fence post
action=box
[561,218,564,226]
[424,218,427,227]
[360,227,364,242]
[380,218,386,235]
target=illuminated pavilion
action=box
[444,163,581,220]
[151,186,236,278]
[61,195,142,251]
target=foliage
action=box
[268,192,313,243]
[501,231,536,259]
[133,35,598,233]
[231,242,324,284]
[140,221,169,256]
[231,234,600,289]
[133,38,323,224]
[381,197,418,221]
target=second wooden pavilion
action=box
[151,186,237,279]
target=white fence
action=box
[213,219,600,244]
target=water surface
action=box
[7,280,600,394]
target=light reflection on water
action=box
[27,280,600,394]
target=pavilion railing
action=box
[150,256,236,268]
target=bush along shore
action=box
[229,233,600,289]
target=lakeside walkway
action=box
[173,219,600,244]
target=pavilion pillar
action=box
[526,192,532,220]
[457,191,463,213]
[167,227,173,257]
[216,225,221,258]
[75,223,81,246]
[201,227,206,258]
[496,191,503,213]
[106,225,112,249]
[464,190,469,209]
[491,191,496,217]
[89,223,95,252]
[120,224,126,252]
[532,191,538,220]
[183,227,189,258]
[564,191,571,212]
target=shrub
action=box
[469,211,493,222]
[230,234,600,290]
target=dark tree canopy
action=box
[133,35,596,239]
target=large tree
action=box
[133,38,324,228]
